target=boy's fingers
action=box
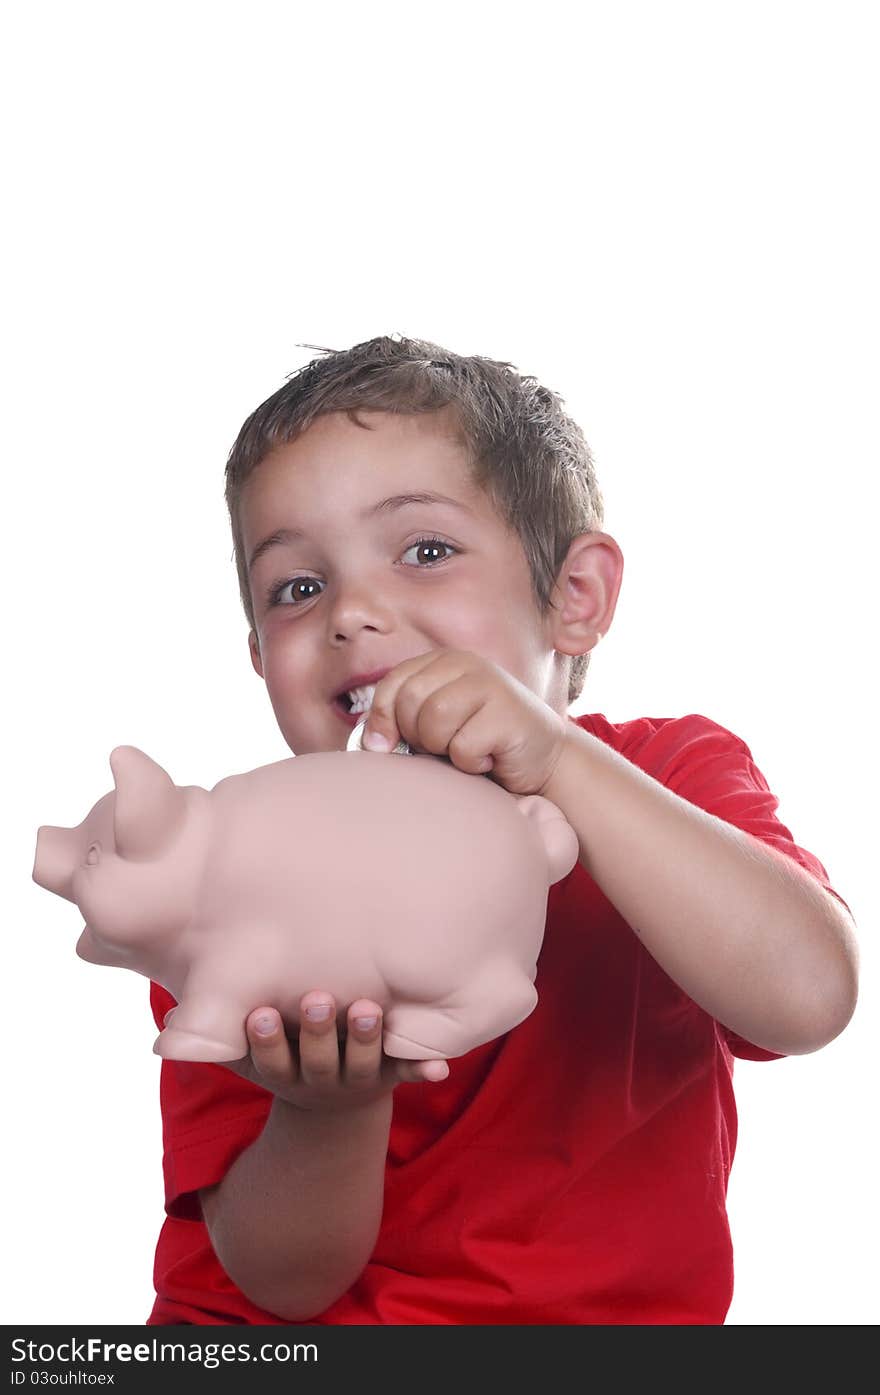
[243,998,449,1093]
[246,1009,298,1085]
[343,1000,384,1085]
[297,993,342,1087]
[362,653,436,752]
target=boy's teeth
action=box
[346,683,376,714]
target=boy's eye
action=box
[400,537,457,567]
[270,577,323,607]
[268,537,457,607]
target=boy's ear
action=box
[546,532,624,656]
[249,629,264,679]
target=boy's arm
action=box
[193,993,444,1322]
[200,1092,392,1321]
[540,723,859,1056]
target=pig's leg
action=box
[153,971,248,1062]
[383,960,538,1060]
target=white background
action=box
[3,2,877,1326]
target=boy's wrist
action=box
[538,720,590,804]
[270,1084,395,1126]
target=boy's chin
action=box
[285,729,348,757]
[280,701,360,755]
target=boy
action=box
[147,334,858,1325]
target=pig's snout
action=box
[33,825,78,902]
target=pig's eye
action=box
[86,843,101,866]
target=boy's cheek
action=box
[258,656,302,716]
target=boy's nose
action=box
[327,586,395,640]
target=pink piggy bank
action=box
[33,746,579,1063]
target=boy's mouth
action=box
[333,693,360,728]
[333,683,378,727]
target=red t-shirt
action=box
[146,712,852,1325]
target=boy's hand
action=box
[213,992,449,1113]
[361,649,568,796]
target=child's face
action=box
[240,408,567,754]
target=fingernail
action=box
[253,1014,276,1036]
[354,1014,378,1031]
[362,729,392,752]
[304,1002,332,1022]
[423,1060,450,1082]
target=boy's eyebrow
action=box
[247,492,476,573]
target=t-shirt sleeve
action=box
[632,713,855,1062]
[150,981,273,1221]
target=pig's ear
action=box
[109,746,186,862]
[513,794,580,885]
